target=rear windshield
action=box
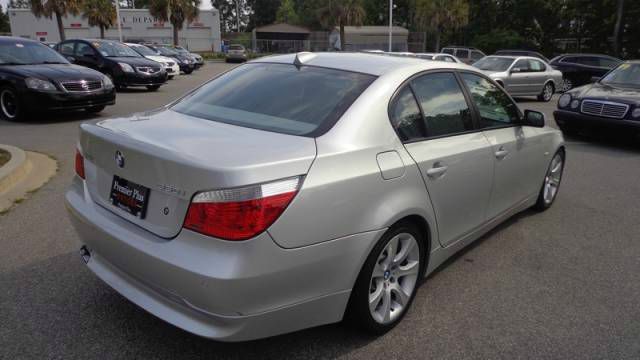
[172,63,376,136]
[229,45,244,50]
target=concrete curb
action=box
[0,145,57,213]
[0,145,30,194]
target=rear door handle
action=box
[426,162,448,178]
[495,147,509,159]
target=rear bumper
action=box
[554,109,640,129]
[65,177,381,341]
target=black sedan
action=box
[56,39,167,91]
[0,37,115,122]
[145,44,195,74]
[550,53,621,92]
[554,61,640,136]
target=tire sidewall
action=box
[347,222,426,334]
[0,85,23,122]
[535,149,565,210]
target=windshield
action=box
[154,46,177,56]
[94,41,141,57]
[0,41,69,65]
[129,44,157,56]
[601,63,640,88]
[172,63,376,137]
[473,57,515,71]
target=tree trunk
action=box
[100,26,105,39]
[613,0,624,57]
[55,11,65,41]
[434,31,441,52]
[173,24,179,46]
[339,23,345,51]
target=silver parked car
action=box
[473,55,563,102]
[66,52,565,342]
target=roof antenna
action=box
[294,52,316,69]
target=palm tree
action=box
[317,0,365,51]
[415,0,469,52]
[612,0,624,57]
[30,0,82,41]
[149,0,200,46]
[82,0,116,39]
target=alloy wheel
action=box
[543,153,563,205]
[561,78,573,92]
[0,89,18,119]
[543,83,554,101]
[369,232,420,324]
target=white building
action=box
[8,8,221,52]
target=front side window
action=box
[172,63,376,136]
[442,48,454,55]
[597,57,620,68]
[461,73,521,129]
[456,49,469,58]
[389,87,425,141]
[59,42,74,56]
[76,43,95,57]
[411,72,473,137]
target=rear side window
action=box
[442,48,454,55]
[389,87,425,141]
[411,72,473,137]
[172,63,375,137]
[529,59,546,72]
[471,51,484,61]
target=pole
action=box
[388,0,393,52]
[115,0,123,42]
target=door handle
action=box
[495,147,509,159]
[426,162,448,178]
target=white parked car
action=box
[125,43,180,79]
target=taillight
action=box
[75,149,85,179]
[183,176,302,241]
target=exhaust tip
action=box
[80,246,91,264]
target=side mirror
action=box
[510,67,521,74]
[522,110,545,128]
[590,76,601,83]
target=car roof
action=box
[556,53,619,59]
[252,52,476,76]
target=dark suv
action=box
[0,36,115,121]
[56,39,167,91]
[550,54,621,92]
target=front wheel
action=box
[346,222,425,334]
[561,77,573,92]
[0,86,25,121]
[534,150,565,211]
[538,82,554,102]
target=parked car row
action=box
[0,36,206,121]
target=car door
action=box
[460,72,547,220]
[74,42,99,70]
[391,71,495,246]
[505,59,534,95]
[528,59,548,94]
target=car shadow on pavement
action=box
[0,111,103,126]
[0,251,378,359]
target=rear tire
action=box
[534,149,565,211]
[0,85,25,122]
[346,222,425,335]
[538,82,554,102]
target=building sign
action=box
[36,31,47,36]
[70,23,82,28]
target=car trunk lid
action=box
[79,109,317,238]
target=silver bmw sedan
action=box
[66,52,565,341]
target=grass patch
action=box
[0,149,10,167]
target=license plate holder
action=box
[109,175,150,219]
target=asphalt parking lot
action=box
[1,63,640,360]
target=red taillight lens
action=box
[75,149,85,179]
[183,177,302,241]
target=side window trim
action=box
[455,69,523,130]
